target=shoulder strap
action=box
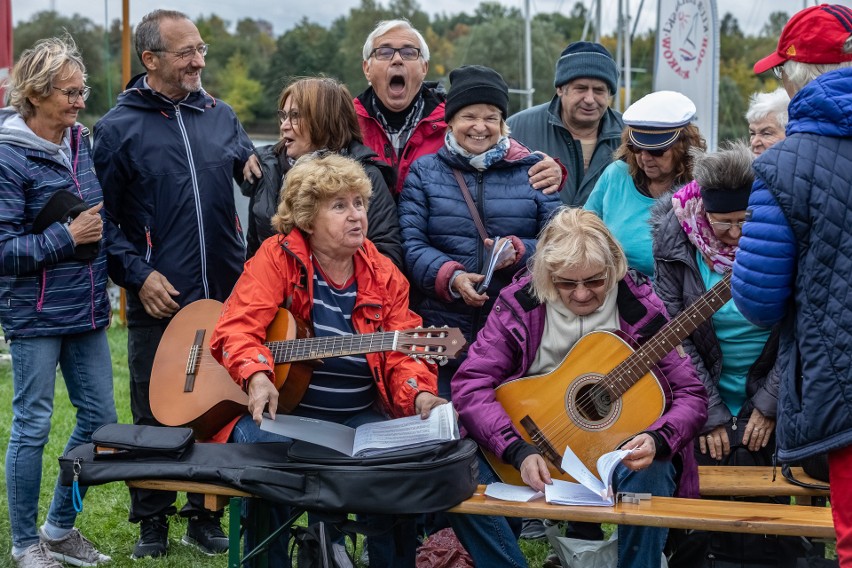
[451,168,488,242]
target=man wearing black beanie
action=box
[508,41,625,208]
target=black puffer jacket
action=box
[651,197,780,434]
[240,140,402,267]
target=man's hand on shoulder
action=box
[139,270,180,319]
[528,153,564,195]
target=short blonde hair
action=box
[8,35,86,120]
[271,153,372,235]
[530,208,627,304]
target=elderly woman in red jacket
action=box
[211,153,446,568]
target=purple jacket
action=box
[451,271,707,497]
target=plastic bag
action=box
[547,526,668,568]
[416,528,474,568]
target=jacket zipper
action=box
[144,227,153,263]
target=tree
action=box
[219,53,264,125]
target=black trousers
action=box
[127,322,210,523]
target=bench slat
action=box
[698,466,828,497]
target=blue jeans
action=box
[5,329,117,549]
[449,451,676,568]
[231,410,417,568]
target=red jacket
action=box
[210,230,438,441]
[354,95,447,196]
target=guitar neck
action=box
[264,331,399,363]
[608,273,732,398]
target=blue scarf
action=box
[444,131,510,171]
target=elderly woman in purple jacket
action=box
[448,208,707,568]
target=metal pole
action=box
[595,0,602,43]
[122,0,131,88]
[524,0,533,109]
[624,0,632,108]
[615,0,623,111]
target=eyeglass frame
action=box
[52,85,91,104]
[551,274,609,292]
[150,43,209,61]
[277,109,301,124]
[708,220,746,232]
[369,46,422,61]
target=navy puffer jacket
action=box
[732,67,852,462]
[398,141,560,344]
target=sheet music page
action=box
[477,237,513,293]
[484,482,543,502]
[545,478,614,506]
[352,402,458,456]
[260,414,357,455]
[560,444,607,497]
[595,448,633,500]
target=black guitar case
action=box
[59,424,479,514]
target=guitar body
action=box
[150,300,309,439]
[483,330,666,485]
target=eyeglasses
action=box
[773,65,784,80]
[277,109,300,124]
[708,220,746,231]
[369,47,422,61]
[552,274,609,292]
[52,85,91,104]
[627,144,669,158]
[152,43,209,61]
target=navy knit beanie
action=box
[554,41,619,93]
[445,65,509,123]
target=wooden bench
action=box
[128,466,834,566]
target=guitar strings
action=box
[525,276,731,455]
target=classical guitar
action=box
[150,299,466,440]
[485,273,731,485]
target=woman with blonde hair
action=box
[448,207,706,568]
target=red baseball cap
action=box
[753,4,852,74]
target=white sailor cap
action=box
[623,91,696,150]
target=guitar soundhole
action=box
[566,374,620,430]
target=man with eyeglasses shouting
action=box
[92,9,260,560]
[354,19,565,198]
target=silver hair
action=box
[744,88,790,129]
[781,35,852,94]
[690,140,754,191]
[8,34,86,120]
[135,9,191,64]
[361,19,430,62]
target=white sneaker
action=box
[12,542,62,568]
[38,528,111,567]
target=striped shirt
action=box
[295,260,376,420]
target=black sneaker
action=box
[131,515,169,560]
[182,514,228,556]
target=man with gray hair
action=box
[508,41,624,207]
[744,87,789,156]
[732,4,852,562]
[354,19,563,197]
[94,9,258,559]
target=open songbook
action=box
[260,403,459,457]
[475,237,515,293]
[544,445,633,506]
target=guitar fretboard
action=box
[265,332,399,363]
[606,272,732,398]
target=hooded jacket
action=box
[0,109,110,337]
[507,96,624,207]
[452,271,706,497]
[398,141,561,345]
[240,140,402,266]
[651,197,780,434]
[93,74,254,326]
[732,67,852,462]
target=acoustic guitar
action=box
[149,299,466,440]
[484,273,731,485]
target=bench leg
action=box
[229,497,241,568]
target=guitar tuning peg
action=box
[438,356,448,366]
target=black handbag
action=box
[32,190,100,261]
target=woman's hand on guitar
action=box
[698,425,730,460]
[414,392,449,419]
[621,433,657,471]
[520,454,552,492]
[247,372,278,425]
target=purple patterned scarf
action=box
[671,180,737,274]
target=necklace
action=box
[313,256,354,288]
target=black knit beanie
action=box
[444,65,509,123]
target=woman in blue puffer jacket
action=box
[399,65,561,398]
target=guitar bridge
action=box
[184,329,205,393]
[520,416,566,475]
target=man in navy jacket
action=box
[94,9,258,559]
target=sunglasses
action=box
[627,144,669,158]
[552,275,609,292]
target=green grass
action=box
[0,323,553,566]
